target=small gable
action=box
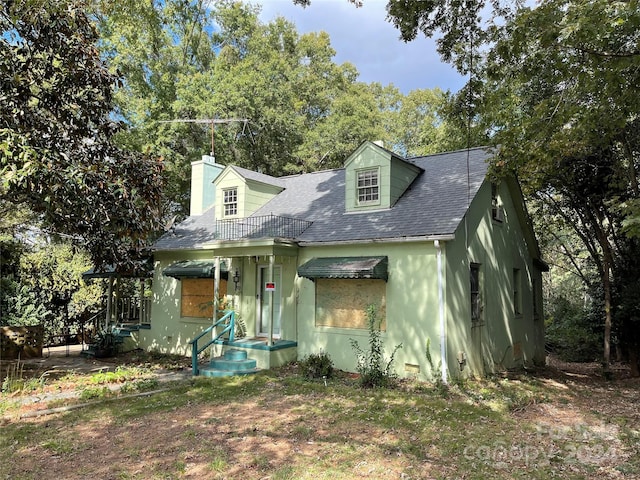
[213,166,284,219]
[344,141,421,212]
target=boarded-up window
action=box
[180,278,228,318]
[315,279,386,330]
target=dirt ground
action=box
[2,353,639,479]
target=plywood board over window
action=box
[315,279,386,330]
[181,278,228,318]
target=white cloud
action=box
[257,0,465,93]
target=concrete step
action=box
[197,349,259,377]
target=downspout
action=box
[434,240,448,384]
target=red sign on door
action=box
[265,282,276,292]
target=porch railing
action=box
[214,214,312,241]
[189,310,235,375]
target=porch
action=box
[189,310,297,376]
[214,337,298,370]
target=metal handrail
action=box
[189,310,235,375]
[214,214,312,240]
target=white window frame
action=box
[356,168,380,205]
[223,187,238,217]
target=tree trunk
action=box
[629,349,640,378]
[602,250,612,378]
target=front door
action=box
[257,265,282,337]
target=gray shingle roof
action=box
[153,206,219,251]
[153,147,492,250]
[254,146,491,243]
[229,166,285,188]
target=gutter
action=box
[434,240,448,384]
[298,234,455,247]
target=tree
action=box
[0,0,165,269]
[95,0,216,215]
[208,5,386,174]
[18,242,102,343]
[482,1,640,374]
[99,0,394,184]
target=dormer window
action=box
[357,168,379,205]
[223,187,238,216]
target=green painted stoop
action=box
[197,348,260,378]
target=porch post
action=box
[211,256,221,360]
[114,275,120,327]
[138,279,144,325]
[105,276,114,331]
[268,254,275,347]
[214,256,221,322]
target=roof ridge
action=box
[280,166,344,179]
[407,145,492,161]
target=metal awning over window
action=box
[163,260,228,279]
[297,256,388,282]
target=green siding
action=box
[344,142,421,212]
[142,250,299,359]
[243,180,283,216]
[344,143,392,211]
[213,168,283,219]
[296,242,442,380]
[444,180,545,378]
[390,157,421,206]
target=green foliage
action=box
[299,351,334,379]
[95,0,469,220]
[0,277,49,326]
[545,297,602,362]
[120,378,160,394]
[425,337,449,388]
[3,241,103,342]
[350,305,402,388]
[78,385,112,401]
[1,0,165,267]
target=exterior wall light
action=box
[233,268,241,290]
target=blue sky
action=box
[257,0,466,94]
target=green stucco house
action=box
[136,141,547,380]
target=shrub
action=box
[299,351,334,379]
[545,296,602,362]
[350,305,402,388]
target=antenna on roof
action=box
[160,118,249,158]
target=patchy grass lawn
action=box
[1,356,639,480]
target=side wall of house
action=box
[296,242,443,381]
[445,180,545,378]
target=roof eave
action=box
[298,234,455,247]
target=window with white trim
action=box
[223,188,238,216]
[357,168,379,204]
